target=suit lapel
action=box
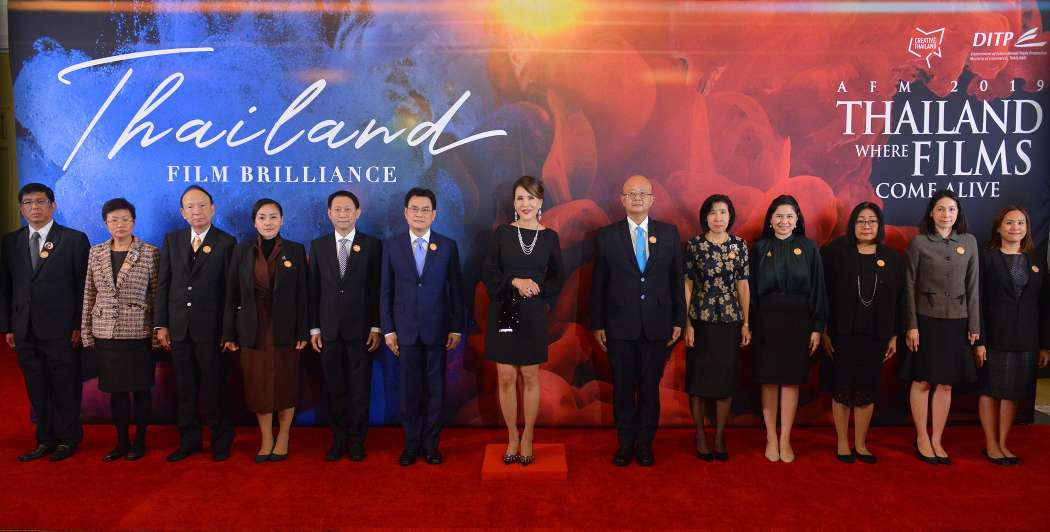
[617,219,641,274]
[643,223,658,274]
[16,227,32,277]
[114,237,142,290]
[189,229,215,278]
[327,233,346,285]
[420,234,437,280]
[33,224,64,279]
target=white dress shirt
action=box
[27,219,55,255]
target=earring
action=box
[538,209,542,221]
[514,211,519,222]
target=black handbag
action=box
[496,295,521,333]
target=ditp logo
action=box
[972,27,1046,48]
[908,27,945,69]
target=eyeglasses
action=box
[20,199,51,207]
[407,207,433,215]
[855,220,879,226]
[622,192,653,200]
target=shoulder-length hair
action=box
[698,194,736,234]
[987,205,1034,254]
[761,194,805,239]
[919,189,968,235]
[846,201,885,245]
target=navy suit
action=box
[380,231,464,452]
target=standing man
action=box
[309,190,382,462]
[155,185,237,462]
[591,174,685,467]
[380,188,464,466]
[0,183,90,461]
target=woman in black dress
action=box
[223,199,309,463]
[483,176,564,465]
[974,206,1050,466]
[683,194,750,461]
[750,195,827,463]
[821,202,903,464]
[81,198,160,461]
[900,190,980,465]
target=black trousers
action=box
[321,336,372,444]
[608,339,670,449]
[171,339,233,451]
[16,337,83,445]
[399,341,446,452]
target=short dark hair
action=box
[328,190,360,209]
[761,194,806,238]
[18,183,55,204]
[987,205,1034,254]
[919,189,967,235]
[180,185,213,207]
[404,187,437,210]
[512,175,544,201]
[846,202,885,245]
[102,197,136,221]
[251,198,283,221]
[698,194,736,234]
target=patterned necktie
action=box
[414,237,426,276]
[338,237,350,277]
[635,226,647,271]
[29,232,40,270]
[191,234,202,253]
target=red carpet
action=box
[0,347,1046,529]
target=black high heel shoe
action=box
[695,433,713,462]
[503,452,519,465]
[518,454,534,466]
[914,441,938,465]
[255,442,276,464]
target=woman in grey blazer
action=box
[900,189,979,465]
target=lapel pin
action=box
[648,235,657,244]
[1032,265,1040,273]
[283,260,293,268]
[766,250,772,257]
[43,242,54,250]
[353,244,361,252]
[429,242,438,251]
[877,259,886,267]
[121,262,132,272]
[39,250,49,259]
[202,245,212,254]
[793,247,802,256]
[956,246,965,255]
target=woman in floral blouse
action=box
[683,194,750,461]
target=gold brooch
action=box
[202,245,212,254]
[39,251,49,259]
[648,235,657,244]
[283,260,293,268]
[429,243,438,251]
[352,244,361,252]
[793,248,802,256]
[956,246,965,255]
[1032,265,1040,273]
[727,252,736,260]
[121,262,132,272]
[876,259,886,268]
[766,250,772,257]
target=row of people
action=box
[1,178,1046,468]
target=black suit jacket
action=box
[590,219,686,341]
[0,223,90,341]
[821,236,905,341]
[154,226,236,343]
[308,231,381,341]
[223,238,309,349]
[977,249,1050,352]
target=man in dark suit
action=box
[380,188,464,466]
[0,183,90,462]
[309,190,382,462]
[155,185,237,462]
[591,174,685,467]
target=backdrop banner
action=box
[8,1,1049,426]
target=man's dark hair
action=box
[404,187,437,210]
[18,183,55,204]
[180,185,214,207]
[328,190,361,209]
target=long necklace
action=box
[517,225,539,255]
[857,273,878,307]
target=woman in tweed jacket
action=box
[82,198,160,462]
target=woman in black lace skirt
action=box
[820,203,903,464]
[974,206,1050,466]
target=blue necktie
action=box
[414,237,426,276]
[635,226,647,271]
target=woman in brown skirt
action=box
[224,198,309,462]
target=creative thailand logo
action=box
[908,27,945,69]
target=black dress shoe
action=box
[636,447,655,467]
[125,444,146,461]
[399,449,417,466]
[613,447,633,467]
[836,452,856,464]
[18,444,55,462]
[425,449,443,465]
[49,443,76,462]
[326,441,347,462]
[983,450,1011,466]
[714,451,729,462]
[212,448,231,462]
[348,442,366,462]
[103,446,129,462]
[166,444,202,462]
[696,450,714,462]
[856,452,877,464]
[914,442,938,465]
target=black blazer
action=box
[0,223,90,341]
[821,236,905,341]
[154,226,236,343]
[590,219,686,341]
[308,231,381,341]
[223,237,309,349]
[977,249,1050,352]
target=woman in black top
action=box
[483,176,564,465]
[820,202,903,464]
[683,194,750,461]
[750,195,828,463]
[974,206,1050,465]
